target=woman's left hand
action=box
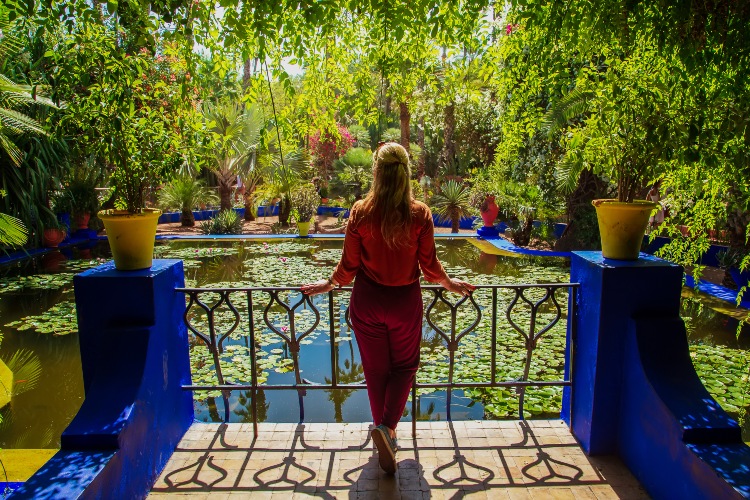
[301,279,335,296]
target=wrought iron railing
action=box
[178,282,579,436]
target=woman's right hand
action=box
[439,277,476,296]
[301,279,336,296]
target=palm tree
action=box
[202,102,263,211]
[257,141,312,227]
[0,14,62,242]
[334,147,372,200]
[158,175,219,226]
[431,180,472,233]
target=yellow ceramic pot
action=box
[99,209,161,270]
[592,199,658,260]
[297,221,311,237]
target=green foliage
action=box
[333,147,372,198]
[56,159,103,216]
[49,23,191,214]
[543,56,671,202]
[200,209,243,235]
[290,184,319,222]
[0,6,57,168]
[158,176,219,226]
[347,124,371,149]
[0,212,27,247]
[430,180,472,233]
[0,190,27,247]
[381,127,401,142]
[0,10,66,243]
[3,349,42,396]
[201,102,263,211]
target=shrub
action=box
[200,210,243,235]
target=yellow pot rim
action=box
[592,199,659,210]
[99,208,162,219]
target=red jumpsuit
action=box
[332,200,448,429]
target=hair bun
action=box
[376,142,409,167]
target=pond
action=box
[0,238,748,449]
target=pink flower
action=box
[281,326,289,333]
[280,257,287,263]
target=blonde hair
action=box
[360,142,413,249]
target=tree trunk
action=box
[180,209,195,227]
[243,59,252,90]
[399,102,410,151]
[512,215,535,247]
[279,194,292,227]
[451,207,460,233]
[554,169,608,252]
[417,118,425,179]
[441,102,456,175]
[219,178,233,211]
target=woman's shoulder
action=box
[411,200,432,220]
[411,199,432,216]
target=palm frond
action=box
[0,212,27,246]
[555,152,585,195]
[0,108,47,135]
[542,89,595,137]
[430,180,472,222]
[4,349,42,396]
[0,130,23,166]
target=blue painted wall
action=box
[565,251,750,498]
[12,260,194,499]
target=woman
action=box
[301,143,475,474]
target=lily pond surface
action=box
[0,238,748,449]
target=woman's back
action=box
[340,199,445,287]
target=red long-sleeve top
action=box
[332,200,449,287]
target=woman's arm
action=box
[417,205,476,296]
[301,204,362,296]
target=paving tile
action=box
[152,421,644,499]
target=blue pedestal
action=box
[12,260,194,499]
[565,251,750,499]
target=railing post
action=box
[13,259,194,499]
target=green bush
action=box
[200,210,243,235]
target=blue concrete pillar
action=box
[564,251,750,499]
[564,251,683,454]
[12,260,193,499]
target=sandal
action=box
[371,424,397,474]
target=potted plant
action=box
[42,216,67,248]
[54,33,181,270]
[318,186,329,205]
[60,161,102,233]
[98,112,175,270]
[544,61,663,259]
[291,184,320,237]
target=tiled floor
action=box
[150,421,648,499]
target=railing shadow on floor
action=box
[151,421,645,498]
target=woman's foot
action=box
[371,424,397,474]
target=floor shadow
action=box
[153,421,647,498]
